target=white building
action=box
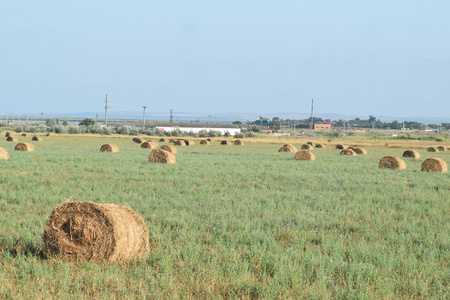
[151,123,241,136]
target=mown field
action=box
[0,134,449,299]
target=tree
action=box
[79,118,95,126]
[232,121,242,124]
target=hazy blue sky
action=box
[1,1,449,118]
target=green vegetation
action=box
[0,135,449,298]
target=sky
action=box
[1,1,449,120]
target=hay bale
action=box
[427,147,438,152]
[46,133,51,136]
[437,146,447,152]
[14,143,35,152]
[207,138,212,142]
[174,140,186,146]
[159,138,166,142]
[148,149,176,164]
[221,140,231,145]
[141,141,158,149]
[133,138,144,144]
[100,144,120,152]
[421,158,448,173]
[184,140,195,146]
[21,133,27,137]
[6,136,18,142]
[301,144,313,150]
[340,149,356,156]
[32,136,43,142]
[200,140,210,145]
[43,201,149,262]
[234,140,245,146]
[353,147,367,155]
[279,144,298,153]
[169,139,175,143]
[0,147,9,160]
[315,143,326,148]
[402,150,420,159]
[5,132,10,137]
[379,156,407,170]
[335,144,348,150]
[294,150,315,161]
[160,145,178,154]
[306,142,314,146]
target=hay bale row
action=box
[0,147,9,159]
[279,144,297,153]
[43,201,149,262]
[148,149,176,164]
[295,150,315,161]
[14,143,35,152]
[100,144,120,152]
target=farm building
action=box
[314,122,332,130]
[151,123,242,136]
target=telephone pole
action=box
[104,94,108,127]
[208,114,212,129]
[142,106,147,129]
[309,98,314,131]
[169,108,174,123]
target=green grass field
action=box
[0,135,449,299]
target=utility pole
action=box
[208,114,212,129]
[169,108,174,123]
[105,94,108,127]
[41,112,44,124]
[142,106,147,129]
[309,98,314,131]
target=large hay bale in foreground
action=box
[148,149,176,164]
[295,150,315,161]
[159,138,166,142]
[133,138,144,144]
[184,140,195,146]
[141,141,158,149]
[335,144,348,150]
[43,201,149,262]
[421,158,448,173]
[14,143,35,152]
[427,147,438,152]
[200,140,210,145]
[340,149,356,156]
[301,144,313,150]
[403,150,420,159]
[0,147,9,160]
[353,147,367,155]
[315,143,326,148]
[234,140,245,146]
[174,140,186,146]
[160,145,178,154]
[279,144,298,153]
[100,144,120,152]
[221,140,231,145]
[437,146,447,152]
[379,156,407,170]
[6,136,18,142]
[32,136,43,141]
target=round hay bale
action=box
[46,133,51,136]
[353,147,367,155]
[437,146,447,152]
[5,132,10,137]
[148,149,176,164]
[294,150,315,161]
[43,201,149,262]
[427,147,438,152]
[279,144,298,153]
[0,147,9,160]
[340,149,356,156]
[421,158,448,173]
[347,147,355,150]
[184,140,195,146]
[315,143,326,148]
[6,136,18,142]
[402,150,420,159]
[141,141,158,149]
[221,140,231,145]
[100,144,120,152]
[200,140,210,145]
[21,133,27,137]
[207,138,212,142]
[159,138,166,142]
[174,140,186,146]
[32,136,43,142]
[133,138,144,144]
[14,143,35,152]
[169,139,175,143]
[160,145,178,154]
[234,140,245,146]
[379,156,407,170]
[335,144,348,150]
[301,144,313,150]
[306,142,314,146]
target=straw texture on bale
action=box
[184,140,195,146]
[21,133,27,137]
[32,136,43,141]
[200,140,210,145]
[301,144,313,150]
[132,138,144,144]
[421,158,448,173]
[160,145,178,154]
[6,136,18,142]
[315,144,326,148]
[402,150,420,159]
[159,138,166,142]
[234,140,245,146]
[437,146,447,152]
[0,147,9,160]
[340,149,356,156]
[353,148,367,154]
[141,141,158,149]
[174,140,186,146]
[335,144,348,149]
[14,143,35,152]
[279,144,298,153]
[43,201,149,262]
[379,156,407,170]
[427,147,438,152]
[148,149,176,164]
[221,140,231,145]
[100,144,120,152]
[295,150,316,161]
